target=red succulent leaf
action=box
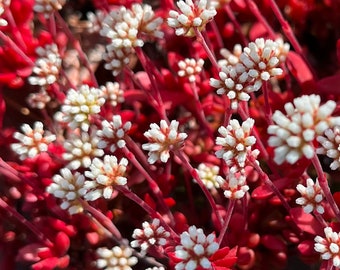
[286,51,316,92]
[17,243,45,262]
[297,240,317,257]
[317,73,340,96]
[261,234,287,253]
[54,232,70,257]
[237,247,256,269]
[210,246,238,269]
[173,211,188,233]
[144,193,157,210]
[251,183,273,199]
[289,207,323,235]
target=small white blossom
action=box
[96,246,138,270]
[84,155,128,201]
[146,267,165,270]
[296,178,324,214]
[215,118,258,172]
[61,85,105,132]
[142,120,188,164]
[0,0,10,26]
[268,95,340,165]
[175,225,219,270]
[46,168,87,215]
[315,227,340,268]
[103,47,134,76]
[167,0,217,37]
[100,82,125,107]
[63,129,104,170]
[209,0,231,9]
[178,58,204,82]
[216,172,249,199]
[26,90,51,109]
[131,218,170,253]
[97,115,131,153]
[210,65,254,110]
[195,163,220,189]
[317,126,340,170]
[33,0,65,16]
[86,10,105,33]
[11,121,56,160]
[28,44,61,87]
[218,44,242,67]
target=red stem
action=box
[217,200,235,245]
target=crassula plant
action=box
[1,0,340,269]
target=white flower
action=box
[33,0,65,16]
[11,121,56,160]
[145,267,165,270]
[268,95,340,165]
[131,218,170,253]
[97,115,131,153]
[317,126,340,170]
[84,155,128,201]
[210,65,253,110]
[175,225,219,270]
[63,129,104,170]
[61,85,105,132]
[103,47,134,76]
[215,118,258,172]
[240,38,284,90]
[167,0,217,37]
[96,246,138,270]
[195,163,220,189]
[86,10,105,33]
[218,44,242,67]
[0,0,10,26]
[296,178,324,214]
[216,172,249,199]
[142,120,188,164]
[28,43,61,87]
[46,168,87,215]
[100,82,125,107]
[315,227,340,268]
[26,89,51,109]
[178,58,204,82]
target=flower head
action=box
[195,163,220,189]
[96,246,138,270]
[0,0,10,26]
[28,43,61,87]
[216,172,249,199]
[131,218,170,253]
[178,58,204,82]
[315,227,340,268]
[142,120,188,164]
[175,225,219,270]
[46,168,87,215]
[100,82,125,107]
[33,0,65,16]
[61,85,105,132]
[97,115,131,153]
[62,129,104,170]
[84,155,128,201]
[268,94,340,165]
[296,178,324,214]
[11,121,56,160]
[317,126,340,170]
[215,118,258,172]
[26,89,51,109]
[167,0,217,37]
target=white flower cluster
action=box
[11,121,56,160]
[142,120,188,164]
[167,0,217,37]
[61,85,105,132]
[96,246,138,270]
[100,81,125,107]
[100,3,163,76]
[33,0,65,16]
[46,168,86,215]
[317,126,340,170]
[62,130,104,170]
[211,38,289,110]
[26,90,51,109]
[86,10,105,34]
[295,178,324,214]
[178,58,205,82]
[0,0,10,26]
[131,218,170,253]
[175,225,219,270]
[268,94,340,165]
[28,43,61,87]
[216,172,249,199]
[97,115,132,153]
[195,163,220,189]
[84,155,128,201]
[315,227,340,268]
[215,118,258,172]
